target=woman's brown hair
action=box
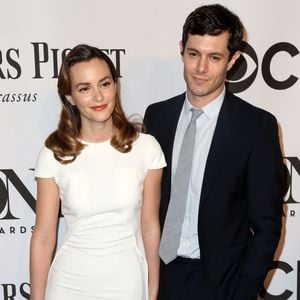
[46,44,138,164]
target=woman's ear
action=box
[65,95,75,105]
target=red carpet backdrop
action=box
[0,0,299,299]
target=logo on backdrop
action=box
[0,42,126,103]
[283,157,300,222]
[260,261,300,299]
[0,283,30,300]
[0,169,36,235]
[227,41,299,93]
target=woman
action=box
[30,44,166,300]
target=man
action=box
[144,4,287,300]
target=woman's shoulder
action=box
[135,133,166,168]
[34,145,58,178]
[135,132,160,146]
[135,133,164,156]
[37,144,54,159]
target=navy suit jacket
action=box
[144,90,286,300]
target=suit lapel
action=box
[160,93,185,164]
[200,92,237,206]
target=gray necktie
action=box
[159,108,203,264]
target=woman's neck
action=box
[80,121,115,143]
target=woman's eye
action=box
[79,86,89,92]
[100,81,111,88]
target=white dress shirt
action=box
[172,88,225,258]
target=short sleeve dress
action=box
[34,133,166,300]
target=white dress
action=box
[34,133,166,300]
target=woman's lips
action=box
[90,104,107,111]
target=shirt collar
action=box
[184,87,225,120]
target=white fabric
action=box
[173,90,224,259]
[34,133,166,300]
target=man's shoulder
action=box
[225,90,277,122]
[146,92,185,112]
[143,93,185,131]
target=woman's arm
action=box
[30,177,60,300]
[141,168,163,300]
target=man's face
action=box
[181,32,240,107]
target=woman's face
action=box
[66,58,116,129]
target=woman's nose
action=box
[93,87,103,102]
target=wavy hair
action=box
[46,44,138,164]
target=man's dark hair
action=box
[182,4,244,58]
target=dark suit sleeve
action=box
[143,104,155,134]
[233,115,286,300]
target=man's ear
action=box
[65,95,75,105]
[227,51,241,71]
[179,41,184,58]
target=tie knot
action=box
[191,108,203,122]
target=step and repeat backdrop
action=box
[0,0,299,299]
